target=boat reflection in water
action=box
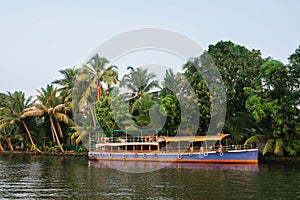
[89,160,259,172]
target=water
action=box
[0,154,299,200]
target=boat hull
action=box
[88,149,258,164]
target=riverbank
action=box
[259,156,300,164]
[0,150,88,157]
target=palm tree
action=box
[120,67,160,113]
[0,123,15,151]
[0,91,42,153]
[241,115,283,155]
[52,67,79,102]
[84,54,109,101]
[103,65,118,96]
[23,85,72,153]
[74,55,119,132]
[130,94,157,126]
[75,55,120,120]
[223,110,284,156]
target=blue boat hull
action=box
[89,149,258,164]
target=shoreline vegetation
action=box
[0,150,87,157]
[1,41,300,161]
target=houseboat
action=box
[88,129,258,164]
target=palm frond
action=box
[33,103,48,112]
[54,113,69,124]
[274,138,283,154]
[75,130,88,144]
[53,104,65,113]
[22,110,45,118]
[263,139,275,155]
[244,134,267,145]
[23,107,36,112]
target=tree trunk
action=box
[6,137,14,151]
[88,103,97,127]
[0,142,4,151]
[97,82,103,101]
[22,120,42,153]
[51,127,56,142]
[50,116,64,153]
[56,119,64,138]
[3,129,14,151]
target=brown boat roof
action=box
[163,134,230,142]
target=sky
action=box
[0,0,299,97]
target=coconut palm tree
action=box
[0,91,41,153]
[103,65,118,96]
[23,85,72,153]
[52,66,79,102]
[0,124,15,151]
[120,67,160,114]
[84,54,109,101]
[75,55,120,116]
[241,114,283,155]
[131,94,156,126]
[0,91,42,153]
[74,55,119,133]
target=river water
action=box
[0,154,299,200]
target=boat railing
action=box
[93,144,255,153]
[96,136,162,144]
[220,144,254,151]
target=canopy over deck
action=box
[163,134,230,143]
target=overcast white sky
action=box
[0,0,299,97]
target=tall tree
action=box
[85,54,109,101]
[183,57,212,134]
[75,54,109,109]
[0,91,42,152]
[52,67,79,102]
[160,94,180,135]
[95,96,117,131]
[244,59,300,156]
[120,67,160,114]
[208,41,263,120]
[23,85,72,153]
[75,54,118,115]
[130,94,155,127]
[102,65,118,96]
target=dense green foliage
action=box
[244,59,300,155]
[0,41,299,157]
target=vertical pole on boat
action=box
[126,130,127,142]
[226,139,228,151]
[110,130,112,143]
[191,141,194,152]
[166,130,168,152]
